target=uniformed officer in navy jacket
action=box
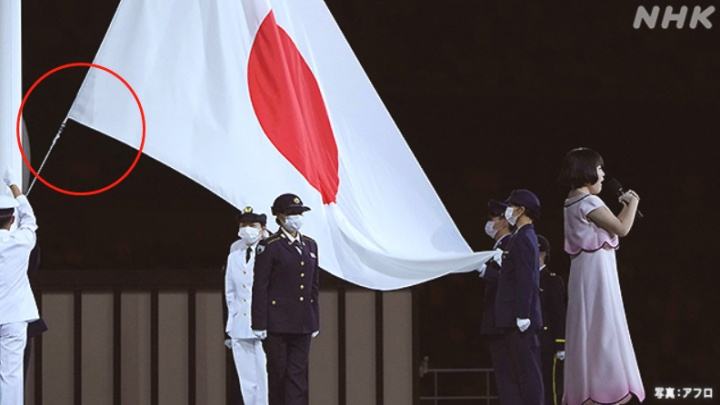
[479,199,513,335]
[251,193,320,405]
[536,235,566,405]
[477,199,518,401]
[493,189,544,405]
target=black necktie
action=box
[246,247,252,263]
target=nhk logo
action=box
[634,5,715,29]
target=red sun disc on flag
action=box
[248,12,340,204]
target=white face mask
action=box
[238,226,262,244]
[484,220,498,239]
[283,215,304,233]
[504,207,518,226]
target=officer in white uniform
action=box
[0,175,39,405]
[225,207,269,405]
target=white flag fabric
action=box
[0,0,23,185]
[68,0,495,290]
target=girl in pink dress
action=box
[559,148,645,405]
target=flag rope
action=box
[27,117,68,195]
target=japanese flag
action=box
[68,0,495,290]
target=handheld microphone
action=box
[606,178,644,219]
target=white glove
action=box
[477,248,504,277]
[555,350,565,361]
[516,318,531,332]
[252,330,267,340]
[224,339,233,349]
[2,169,13,186]
[312,331,319,338]
[491,248,504,266]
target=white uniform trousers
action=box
[231,338,269,405]
[0,322,27,405]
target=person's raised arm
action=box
[587,191,640,237]
[3,175,38,245]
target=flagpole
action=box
[21,119,31,191]
[0,0,23,190]
[27,118,68,194]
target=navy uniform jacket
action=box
[251,231,320,334]
[494,224,542,330]
[539,266,566,351]
[480,234,512,335]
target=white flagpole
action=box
[0,0,23,189]
[21,119,31,191]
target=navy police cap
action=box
[488,199,509,217]
[505,189,541,218]
[271,193,311,215]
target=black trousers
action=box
[24,319,48,380]
[263,333,312,405]
[487,330,544,405]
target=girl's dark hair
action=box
[558,147,604,189]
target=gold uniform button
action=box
[272,300,277,305]
[299,297,305,302]
[543,326,548,331]
[301,261,305,266]
[300,285,305,290]
[300,273,305,278]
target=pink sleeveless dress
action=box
[562,194,645,405]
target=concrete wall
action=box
[26,290,413,405]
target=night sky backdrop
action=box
[20,0,720,399]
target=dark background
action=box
[21,0,720,399]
